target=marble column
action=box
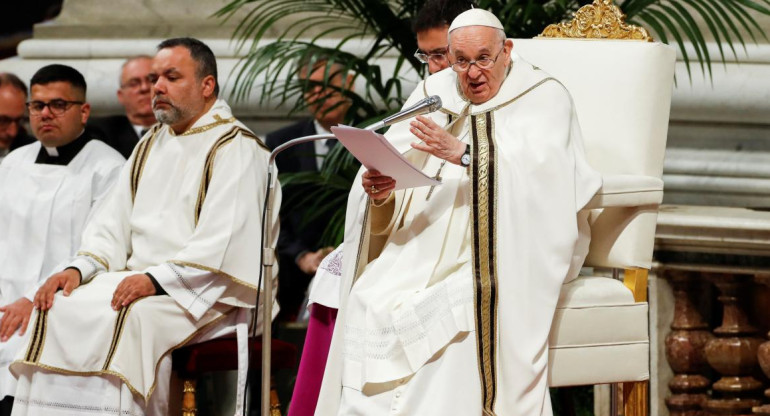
[703,273,764,415]
[664,269,714,416]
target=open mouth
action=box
[469,81,486,92]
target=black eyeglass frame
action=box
[26,100,85,116]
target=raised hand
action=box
[409,115,466,165]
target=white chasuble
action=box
[315,53,602,416]
[0,140,124,400]
[10,100,280,415]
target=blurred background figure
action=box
[266,59,353,322]
[89,56,157,158]
[413,0,477,75]
[0,73,34,162]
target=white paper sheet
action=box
[331,125,440,190]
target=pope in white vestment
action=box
[315,10,602,416]
[9,99,280,415]
[0,135,124,402]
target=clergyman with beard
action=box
[9,37,280,416]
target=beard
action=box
[152,95,185,125]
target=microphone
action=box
[364,95,443,131]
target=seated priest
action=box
[315,9,601,416]
[9,37,280,416]
[0,64,124,415]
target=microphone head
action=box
[426,95,442,112]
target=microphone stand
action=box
[257,95,441,415]
[261,133,336,416]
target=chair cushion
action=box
[548,275,649,386]
[172,337,298,378]
[583,174,663,209]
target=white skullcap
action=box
[448,8,504,33]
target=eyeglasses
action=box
[414,48,448,65]
[449,44,505,72]
[121,75,154,90]
[0,115,28,128]
[26,100,84,116]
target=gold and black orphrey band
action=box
[470,111,498,415]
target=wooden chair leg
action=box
[181,379,197,416]
[623,381,649,416]
[270,375,281,416]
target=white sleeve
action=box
[25,254,108,301]
[144,262,227,320]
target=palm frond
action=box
[216,0,770,246]
[625,0,770,80]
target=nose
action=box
[152,78,165,96]
[39,105,55,119]
[468,63,483,79]
[139,78,152,93]
[6,122,18,138]
[428,61,442,75]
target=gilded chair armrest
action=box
[583,175,663,209]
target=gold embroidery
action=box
[540,0,653,41]
[130,125,160,202]
[102,302,136,370]
[13,308,235,404]
[194,126,269,225]
[169,260,258,291]
[24,309,46,362]
[470,112,498,415]
[76,251,109,270]
[179,115,236,136]
[144,308,235,401]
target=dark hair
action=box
[414,0,476,33]
[157,37,219,97]
[0,72,28,97]
[30,64,87,99]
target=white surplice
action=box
[315,53,602,416]
[0,139,124,401]
[10,100,280,416]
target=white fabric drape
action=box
[0,140,124,400]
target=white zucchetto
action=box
[448,8,505,33]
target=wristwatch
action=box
[460,144,471,167]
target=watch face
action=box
[461,153,471,166]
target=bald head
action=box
[118,56,156,127]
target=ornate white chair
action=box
[514,1,676,414]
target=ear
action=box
[80,102,91,125]
[503,39,514,64]
[344,73,355,92]
[200,75,216,99]
[117,88,126,106]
